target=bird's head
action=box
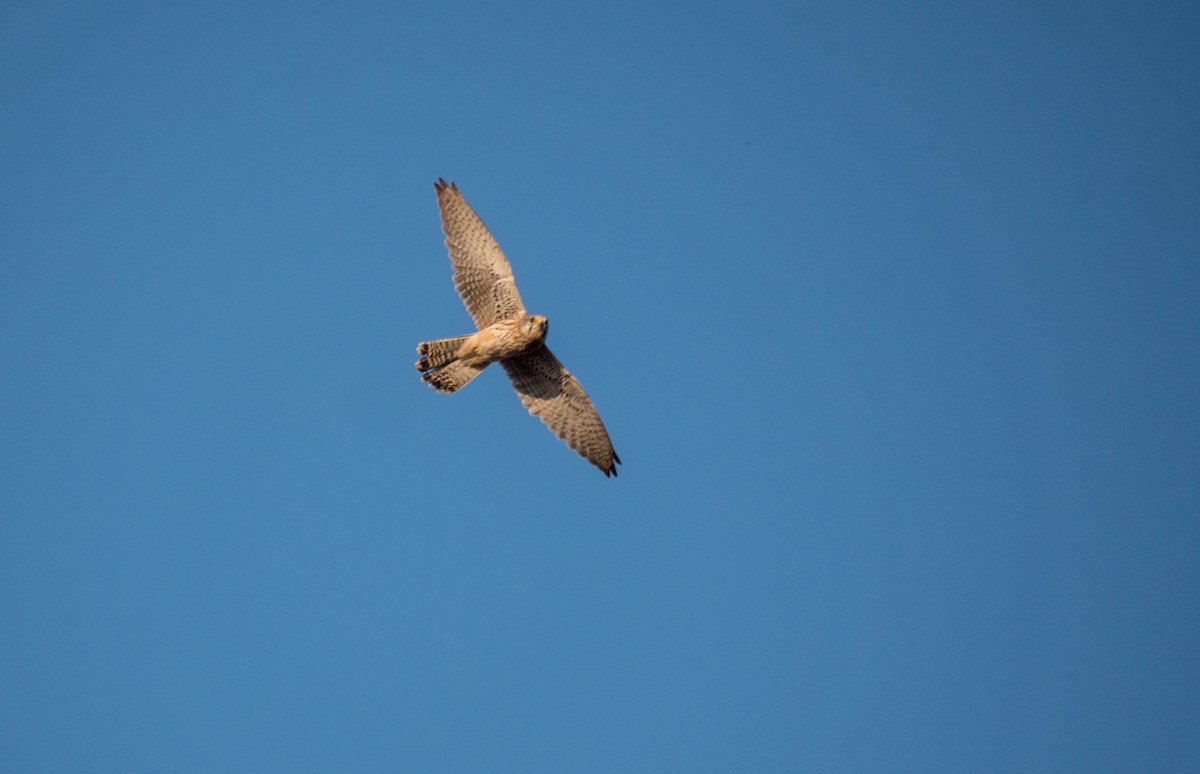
[523,314,549,341]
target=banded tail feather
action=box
[416,336,486,393]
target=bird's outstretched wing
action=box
[502,345,621,477]
[435,179,526,329]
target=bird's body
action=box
[416,179,620,477]
[420,314,548,370]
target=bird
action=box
[416,179,621,477]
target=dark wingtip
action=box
[605,451,621,478]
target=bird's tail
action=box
[415,336,486,393]
[416,336,468,370]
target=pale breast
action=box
[459,319,540,365]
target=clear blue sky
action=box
[3,2,1198,771]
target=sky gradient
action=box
[3,2,1199,771]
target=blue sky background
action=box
[3,2,1198,771]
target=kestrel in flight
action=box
[416,179,621,477]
